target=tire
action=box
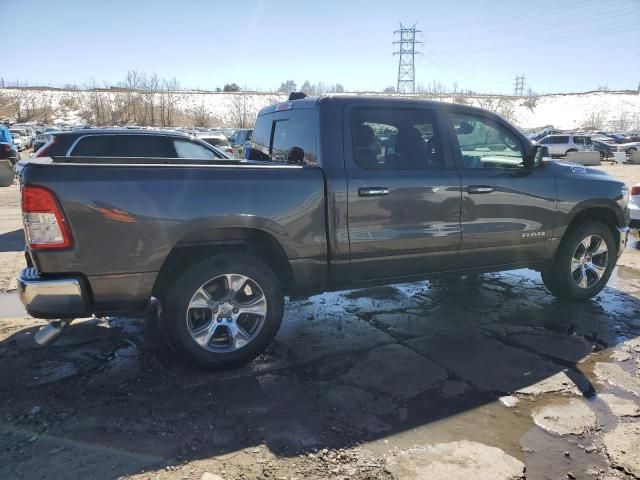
[627,147,637,155]
[158,253,284,369]
[599,151,605,160]
[541,221,616,300]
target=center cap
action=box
[219,302,233,316]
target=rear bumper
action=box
[18,268,90,319]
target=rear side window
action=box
[248,110,318,164]
[173,139,216,159]
[556,136,569,144]
[70,136,119,156]
[351,108,443,170]
[124,136,171,157]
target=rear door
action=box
[345,105,462,282]
[446,112,556,268]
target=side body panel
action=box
[23,162,328,313]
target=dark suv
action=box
[28,129,231,161]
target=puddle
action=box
[0,292,25,318]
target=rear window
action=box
[70,136,118,156]
[248,109,317,165]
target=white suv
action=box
[537,134,593,158]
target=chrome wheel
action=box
[186,273,267,352]
[570,235,608,289]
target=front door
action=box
[346,106,462,282]
[446,112,557,268]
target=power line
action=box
[393,23,422,94]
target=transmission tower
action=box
[513,75,526,96]
[393,23,422,94]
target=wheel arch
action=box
[561,204,622,254]
[152,227,294,297]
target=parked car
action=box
[9,131,24,151]
[229,128,253,158]
[14,125,36,146]
[33,132,58,152]
[530,129,562,142]
[630,184,639,229]
[17,95,630,369]
[0,126,19,165]
[11,127,33,148]
[536,134,593,157]
[197,133,234,156]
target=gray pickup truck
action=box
[18,95,631,369]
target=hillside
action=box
[1,87,638,131]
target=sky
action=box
[4,0,640,94]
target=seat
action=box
[393,126,428,169]
[354,124,379,168]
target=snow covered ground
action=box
[1,87,639,131]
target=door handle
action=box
[358,187,390,197]
[467,185,494,194]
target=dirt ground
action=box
[1,166,640,480]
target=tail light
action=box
[631,186,640,196]
[22,185,73,250]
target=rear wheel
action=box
[565,148,578,157]
[159,253,284,369]
[541,221,616,300]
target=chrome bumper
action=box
[18,268,89,319]
[617,226,630,257]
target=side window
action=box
[249,110,318,164]
[70,136,119,156]
[557,136,569,144]
[172,139,216,159]
[124,136,171,157]
[450,114,524,169]
[352,108,442,170]
[585,137,592,145]
[573,136,584,145]
[248,114,273,161]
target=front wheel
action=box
[159,253,284,369]
[541,221,616,300]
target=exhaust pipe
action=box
[34,320,71,346]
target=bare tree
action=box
[229,93,256,128]
[582,110,606,130]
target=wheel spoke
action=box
[577,266,588,288]
[190,287,214,308]
[590,239,608,256]
[191,321,219,348]
[224,274,248,296]
[237,295,267,317]
[585,263,606,281]
[227,322,252,350]
[580,236,592,252]
[570,257,582,274]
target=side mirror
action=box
[528,145,550,168]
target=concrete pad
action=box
[603,423,640,478]
[406,335,558,393]
[594,362,640,396]
[532,399,597,436]
[598,393,640,417]
[508,332,593,363]
[340,344,447,399]
[386,442,525,480]
[276,301,394,364]
[515,371,582,396]
[369,312,436,339]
